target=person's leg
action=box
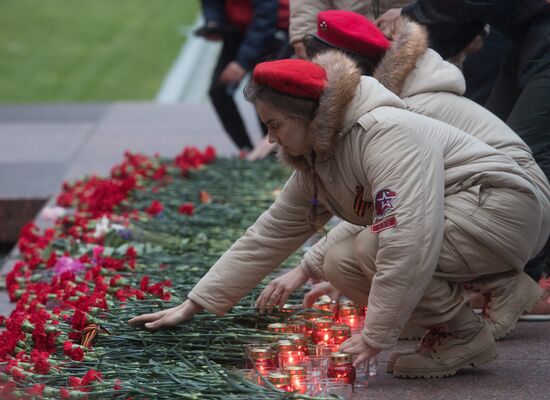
[323,230,426,345]
[208,32,254,151]
[463,29,512,105]
[323,231,370,306]
[484,56,521,123]
[350,227,495,378]
[504,60,550,281]
[441,187,543,337]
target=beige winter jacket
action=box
[188,51,542,349]
[301,21,550,275]
[289,0,410,44]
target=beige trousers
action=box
[324,186,543,327]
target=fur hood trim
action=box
[373,17,428,96]
[279,50,362,171]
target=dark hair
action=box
[303,34,377,76]
[243,79,319,123]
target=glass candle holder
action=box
[323,381,353,400]
[285,334,310,356]
[302,379,323,396]
[278,350,305,369]
[267,372,293,392]
[337,304,364,333]
[295,310,324,336]
[284,364,307,393]
[327,352,356,385]
[276,339,297,351]
[248,347,277,374]
[306,355,330,380]
[313,318,335,345]
[289,319,308,335]
[328,325,351,347]
[267,322,290,334]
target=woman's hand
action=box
[339,334,381,367]
[303,281,341,308]
[256,266,310,313]
[247,137,278,161]
[128,299,204,330]
[219,61,246,85]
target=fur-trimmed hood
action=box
[373,18,466,98]
[279,50,404,171]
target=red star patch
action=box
[375,189,396,219]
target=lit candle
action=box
[284,365,307,393]
[328,325,351,347]
[292,310,325,337]
[248,348,276,373]
[289,319,307,335]
[327,352,356,385]
[267,372,293,392]
[337,304,364,333]
[286,334,310,356]
[267,322,290,334]
[277,340,304,368]
[313,318,335,345]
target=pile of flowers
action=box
[2,146,303,399]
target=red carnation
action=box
[82,369,102,385]
[145,200,163,216]
[178,203,194,216]
[70,347,85,361]
[28,383,45,396]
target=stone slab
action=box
[63,102,247,179]
[0,103,109,123]
[0,123,92,164]
[0,161,71,198]
[354,322,550,399]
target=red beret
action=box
[317,10,390,60]
[253,59,327,100]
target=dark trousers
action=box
[209,31,258,151]
[208,31,292,151]
[463,29,511,105]
[486,58,550,280]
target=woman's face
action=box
[256,101,309,157]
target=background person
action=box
[199,0,290,153]
[294,10,550,320]
[376,0,550,283]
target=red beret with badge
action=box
[252,59,327,100]
[316,10,390,60]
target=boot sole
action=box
[386,351,417,374]
[493,285,543,340]
[392,342,498,379]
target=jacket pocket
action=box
[437,218,495,280]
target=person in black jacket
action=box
[199,0,288,153]
[376,0,550,290]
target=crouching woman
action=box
[130,51,544,378]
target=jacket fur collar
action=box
[373,18,465,98]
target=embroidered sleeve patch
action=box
[371,216,397,234]
[374,188,397,220]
